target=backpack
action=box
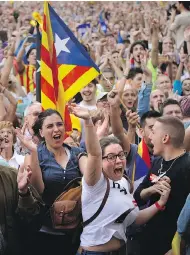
[50,175,110,231]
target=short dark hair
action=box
[112,50,119,55]
[100,136,122,156]
[161,99,181,115]
[140,111,162,128]
[160,62,178,74]
[26,47,36,60]
[179,1,190,10]
[127,68,143,80]
[182,78,190,85]
[130,41,146,54]
[156,116,185,148]
[90,79,98,86]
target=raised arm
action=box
[0,84,17,122]
[135,180,171,225]
[69,104,102,186]
[1,40,16,88]
[151,19,159,68]
[108,90,131,153]
[168,8,178,37]
[16,38,29,74]
[108,54,124,80]
[0,93,6,121]
[184,126,190,152]
[15,128,44,194]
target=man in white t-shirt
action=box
[79,80,97,111]
[79,80,97,142]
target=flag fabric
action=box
[131,139,151,184]
[117,31,124,44]
[40,2,100,119]
[172,232,181,255]
[77,23,90,37]
[99,11,107,34]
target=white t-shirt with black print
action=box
[80,173,139,247]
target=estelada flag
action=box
[40,1,100,120]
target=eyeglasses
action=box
[102,151,127,162]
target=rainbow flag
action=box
[132,139,151,184]
[40,1,100,119]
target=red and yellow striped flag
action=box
[40,2,100,125]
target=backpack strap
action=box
[54,177,82,202]
[123,174,134,194]
[83,174,110,227]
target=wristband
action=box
[155,201,165,211]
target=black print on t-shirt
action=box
[112,181,128,195]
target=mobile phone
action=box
[158,42,163,54]
[158,55,169,63]
[184,41,188,54]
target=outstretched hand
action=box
[68,103,91,120]
[17,164,32,194]
[126,110,139,128]
[107,90,121,107]
[15,128,37,152]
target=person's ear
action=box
[138,128,144,139]
[162,134,169,144]
[39,129,43,138]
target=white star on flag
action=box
[37,60,41,73]
[54,34,70,57]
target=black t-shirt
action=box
[134,152,190,255]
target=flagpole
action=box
[36,22,41,103]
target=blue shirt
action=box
[137,83,152,118]
[38,142,85,205]
[177,193,190,255]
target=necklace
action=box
[158,150,186,176]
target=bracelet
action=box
[18,187,30,197]
[155,201,165,211]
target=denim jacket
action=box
[37,142,84,205]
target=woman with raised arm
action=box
[68,103,171,255]
[15,108,88,255]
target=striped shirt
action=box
[16,64,36,93]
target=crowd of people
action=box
[0,1,190,255]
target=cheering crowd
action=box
[1,1,190,255]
